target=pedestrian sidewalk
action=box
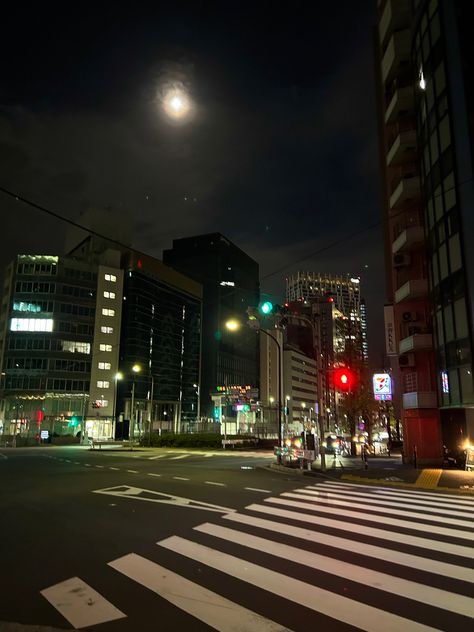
[268,455,474,494]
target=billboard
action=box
[373,373,392,401]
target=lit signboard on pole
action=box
[373,373,392,401]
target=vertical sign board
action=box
[373,373,392,401]
[384,305,397,356]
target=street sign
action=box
[40,430,49,439]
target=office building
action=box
[0,253,121,439]
[163,233,259,419]
[375,0,474,462]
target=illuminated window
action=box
[10,318,53,332]
[99,344,112,352]
[61,341,90,354]
[100,326,114,334]
[104,274,117,282]
[102,308,115,317]
[98,362,111,370]
[103,291,116,299]
[97,380,110,388]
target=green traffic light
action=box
[259,301,273,315]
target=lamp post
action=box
[225,319,283,464]
[130,364,141,449]
[113,372,123,440]
[148,374,155,445]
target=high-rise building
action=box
[163,233,259,419]
[286,272,368,365]
[375,0,474,462]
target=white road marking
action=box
[84,464,91,467]
[222,513,473,583]
[147,473,162,477]
[148,454,167,460]
[321,480,474,504]
[280,491,473,528]
[126,470,139,474]
[173,476,190,481]
[205,481,226,487]
[244,487,271,493]
[109,553,289,631]
[109,467,119,471]
[294,488,474,518]
[263,497,474,542]
[93,485,236,513]
[195,522,473,617]
[64,459,71,463]
[247,503,473,558]
[40,576,126,629]
[158,536,439,632]
[169,454,190,460]
[0,453,8,460]
[96,465,104,469]
[203,453,214,457]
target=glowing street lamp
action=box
[130,364,141,449]
[225,319,240,332]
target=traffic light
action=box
[259,301,273,315]
[333,367,356,392]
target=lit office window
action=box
[104,274,117,282]
[97,380,110,388]
[10,318,53,332]
[102,308,115,317]
[98,362,111,370]
[103,291,116,299]
[99,344,113,352]
[100,326,114,334]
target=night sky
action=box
[0,2,385,361]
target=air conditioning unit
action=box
[402,311,418,322]
[393,253,411,268]
[399,353,415,367]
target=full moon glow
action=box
[163,89,191,119]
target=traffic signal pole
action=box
[259,328,283,464]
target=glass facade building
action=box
[163,233,259,419]
[117,252,201,433]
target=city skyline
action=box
[0,1,384,357]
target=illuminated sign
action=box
[441,371,449,394]
[373,373,392,401]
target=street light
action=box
[225,318,283,464]
[130,364,141,449]
[113,372,123,439]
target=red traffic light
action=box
[334,367,356,391]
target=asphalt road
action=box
[0,446,473,632]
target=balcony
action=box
[389,174,420,209]
[392,225,425,253]
[403,391,438,409]
[399,333,433,354]
[394,279,429,303]
[378,0,411,48]
[381,30,411,83]
[385,85,414,124]
[386,129,417,166]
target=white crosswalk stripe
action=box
[41,481,474,631]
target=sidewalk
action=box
[269,454,474,494]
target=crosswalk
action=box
[116,450,271,461]
[40,480,474,631]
